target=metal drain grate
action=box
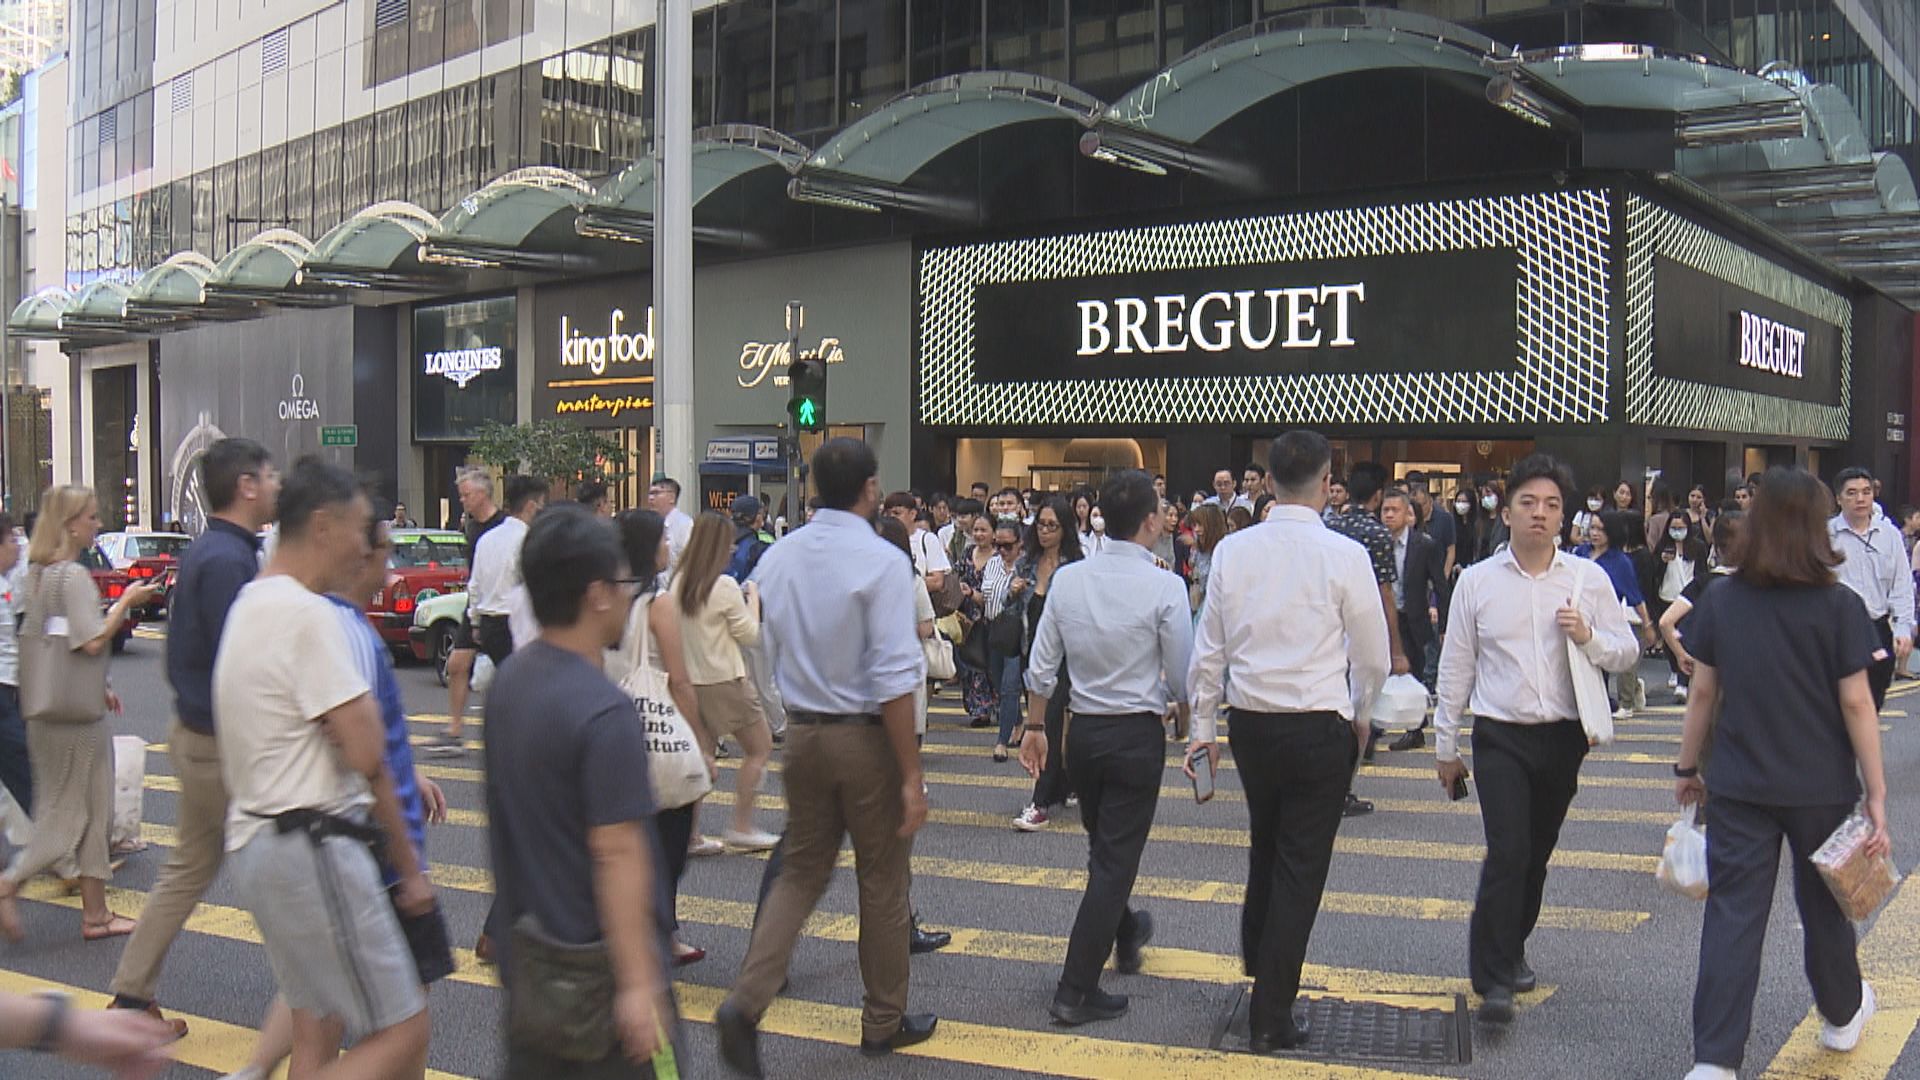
[1209,988,1472,1066]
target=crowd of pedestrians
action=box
[0,428,1901,1080]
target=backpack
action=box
[726,532,771,583]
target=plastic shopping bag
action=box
[111,734,147,854]
[1369,674,1429,732]
[1656,805,1709,900]
[1811,808,1901,921]
[470,652,496,695]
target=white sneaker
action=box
[1013,804,1050,832]
[1682,1066,1736,1080]
[722,829,780,852]
[1820,981,1876,1052]
[1613,706,1634,721]
[219,1068,269,1080]
[1675,686,1689,703]
[1668,674,1680,690]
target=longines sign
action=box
[970,249,1517,385]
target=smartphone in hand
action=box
[1189,744,1216,804]
[1449,770,1471,802]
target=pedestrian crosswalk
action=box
[6,674,1918,1078]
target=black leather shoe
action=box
[1050,987,1129,1026]
[1114,911,1153,975]
[1480,985,1516,1024]
[1509,958,1537,994]
[910,919,952,954]
[1388,729,1426,751]
[1343,793,1374,818]
[1249,1016,1311,1053]
[715,1001,764,1078]
[860,1013,939,1055]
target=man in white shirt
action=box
[883,492,951,596]
[1021,471,1191,1026]
[649,476,695,573]
[1204,469,1251,511]
[1829,466,1913,709]
[215,458,432,1074]
[1432,454,1639,1024]
[1186,430,1390,1054]
[467,475,545,671]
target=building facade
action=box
[18,0,1920,526]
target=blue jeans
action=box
[992,650,1025,747]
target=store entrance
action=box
[422,445,471,530]
[955,437,1168,495]
[1246,437,1535,499]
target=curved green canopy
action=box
[204,229,316,303]
[125,252,219,320]
[422,167,600,267]
[300,201,445,289]
[580,126,810,243]
[6,288,72,338]
[59,279,134,331]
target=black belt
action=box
[261,808,385,848]
[788,711,883,726]
[1075,712,1161,723]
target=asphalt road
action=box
[4,624,1920,1080]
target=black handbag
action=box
[958,620,990,671]
[507,914,616,1063]
[987,604,1025,655]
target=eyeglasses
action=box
[993,541,1017,551]
[1035,519,1061,531]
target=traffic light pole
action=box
[653,0,694,491]
[786,300,807,523]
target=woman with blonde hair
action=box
[0,485,155,941]
[673,512,780,852]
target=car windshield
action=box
[389,535,468,569]
[129,536,191,559]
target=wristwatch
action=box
[32,993,69,1054]
[1672,764,1699,778]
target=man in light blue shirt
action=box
[1021,470,1192,1026]
[717,438,935,1078]
[1830,466,1914,709]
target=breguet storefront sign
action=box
[1651,256,1841,406]
[970,249,1517,384]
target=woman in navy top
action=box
[1673,468,1891,1080]
[1574,511,1655,714]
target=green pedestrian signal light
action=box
[787,356,827,433]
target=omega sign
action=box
[423,347,503,388]
[1735,310,1805,379]
[1076,285,1366,356]
[278,374,320,421]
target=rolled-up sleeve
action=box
[1433,571,1479,763]
[1158,572,1194,706]
[1188,543,1230,743]
[863,569,925,705]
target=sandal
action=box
[82,914,137,941]
[992,745,1008,763]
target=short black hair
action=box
[615,508,667,588]
[882,490,917,512]
[574,478,608,505]
[1267,430,1332,495]
[1345,462,1388,505]
[996,486,1021,503]
[200,437,272,514]
[651,477,683,497]
[1504,453,1576,509]
[928,492,950,510]
[970,482,990,495]
[523,502,623,627]
[814,437,878,511]
[505,475,547,514]
[278,456,362,541]
[1244,463,1267,479]
[951,497,983,517]
[1596,508,1634,550]
[1098,469,1157,541]
[1835,466,1875,491]
[1381,487,1414,512]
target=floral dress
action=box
[954,552,998,725]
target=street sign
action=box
[320,425,358,447]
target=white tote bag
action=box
[1566,561,1616,747]
[618,597,713,811]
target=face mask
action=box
[1586,498,1603,512]
[1090,513,1105,533]
[1481,494,1498,511]
[1454,501,1471,516]
[1669,527,1689,541]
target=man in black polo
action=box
[108,438,280,1036]
[1324,462,1412,785]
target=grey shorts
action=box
[232,824,426,1041]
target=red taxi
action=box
[96,531,192,618]
[78,545,140,652]
[369,529,468,656]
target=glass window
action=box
[372,0,410,86]
[343,115,375,218]
[412,0,447,71]
[312,125,344,234]
[694,7,716,127]
[168,179,190,256]
[260,142,288,228]
[191,169,214,254]
[443,83,481,207]
[776,0,838,137]
[842,1,905,113]
[284,134,314,239]
[607,30,651,170]
[479,68,528,178]
[484,0,524,47]
[715,0,775,128]
[375,106,408,208]
[408,95,443,208]
[1072,0,1159,101]
[558,47,613,176]
[388,532,468,567]
[987,0,1068,82]
[213,160,237,257]
[911,0,981,85]
[234,151,261,239]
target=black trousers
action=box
[0,685,31,812]
[1228,710,1356,1035]
[1693,796,1862,1071]
[1029,675,1073,810]
[1059,714,1163,995]
[1868,616,1895,710]
[655,804,695,933]
[1468,718,1588,993]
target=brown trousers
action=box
[726,722,911,1043]
[110,721,228,1002]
